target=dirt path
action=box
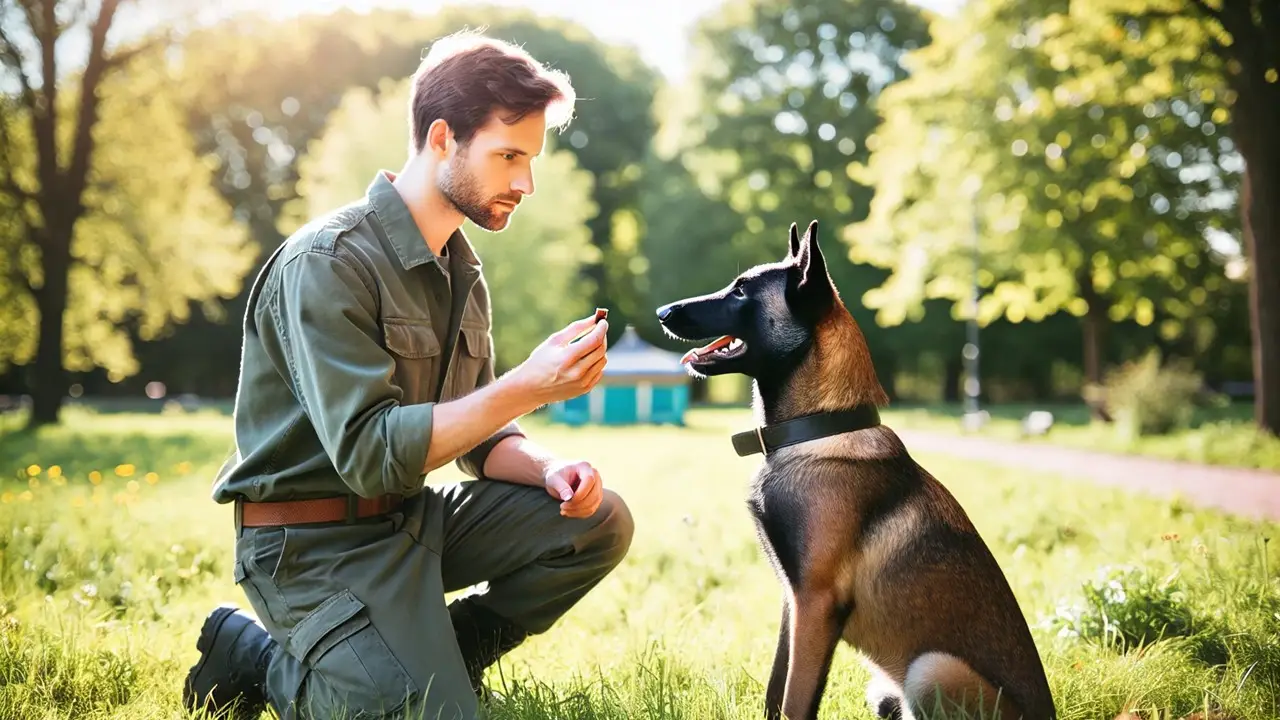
[895,429,1280,523]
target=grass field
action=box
[871,402,1280,473]
[1,405,1279,719]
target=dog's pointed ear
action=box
[787,222,802,260]
[797,220,827,290]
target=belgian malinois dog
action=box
[655,221,1056,720]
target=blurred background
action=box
[1,0,1276,461]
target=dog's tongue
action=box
[681,335,734,364]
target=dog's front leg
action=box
[781,588,846,720]
[765,598,791,719]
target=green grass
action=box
[872,401,1280,473]
[1,406,1278,719]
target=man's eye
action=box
[502,153,516,161]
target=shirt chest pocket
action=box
[382,317,442,404]
[446,322,492,400]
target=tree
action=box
[671,0,934,387]
[1107,0,1280,434]
[845,0,1245,416]
[295,78,599,372]
[0,0,254,427]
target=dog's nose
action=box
[656,304,676,321]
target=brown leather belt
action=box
[237,494,404,528]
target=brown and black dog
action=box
[655,221,1056,720]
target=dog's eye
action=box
[731,285,747,298]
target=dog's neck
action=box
[752,307,889,427]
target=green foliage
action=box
[1044,565,1224,662]
[1101,350,1210,437]
[294,78,599,372]
[661,0,936,376]
[0,39,256,380]
[846,0,1243,353]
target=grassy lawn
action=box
[871,401,1280,473]
[1,405,1278,719]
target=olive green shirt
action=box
[211,171,524,504]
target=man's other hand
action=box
[542,460,604,518]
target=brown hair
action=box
[409,29,576,153]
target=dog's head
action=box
[655,219,838,380]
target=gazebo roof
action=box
[603,325,688,376]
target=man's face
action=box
[437,109,546,232]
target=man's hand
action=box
[542,459,604,518]
[509,314,608,407]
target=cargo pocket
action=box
[286,589,419,718]
[234,530,291,629]
[383,317,441,404]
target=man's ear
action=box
[426,119,453,158]
[787,222,802,260]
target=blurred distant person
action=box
[183,30,632,720]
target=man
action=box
[183,31,634,720]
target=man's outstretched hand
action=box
[543,459,604,518]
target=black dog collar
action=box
[731,405,882,457]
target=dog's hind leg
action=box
[780,589,848,720]
[765,599,791,720]
[902,652,1021,720]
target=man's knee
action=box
[591,489,634,567]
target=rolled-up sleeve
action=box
[455,328,525,479]
[260,248,432,497]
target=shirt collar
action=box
[366,170,482,273]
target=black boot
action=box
[448,597,529,697]
[183,604,277,720]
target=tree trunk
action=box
[1078,271,1113,422]
[1231,80,1280,437]
[27,224,72,430]
[944,355,962,403]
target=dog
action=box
[655,220,1056,720]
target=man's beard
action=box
[438,154,519,232]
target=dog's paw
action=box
[873,694,903,720]
[866,666,904,720]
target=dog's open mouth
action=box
[680,335,747,365]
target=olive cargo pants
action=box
[232,480,634,719]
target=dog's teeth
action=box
[728,338,744,351]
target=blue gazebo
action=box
[549,325,690,426]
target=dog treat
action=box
[570,308,608,343]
